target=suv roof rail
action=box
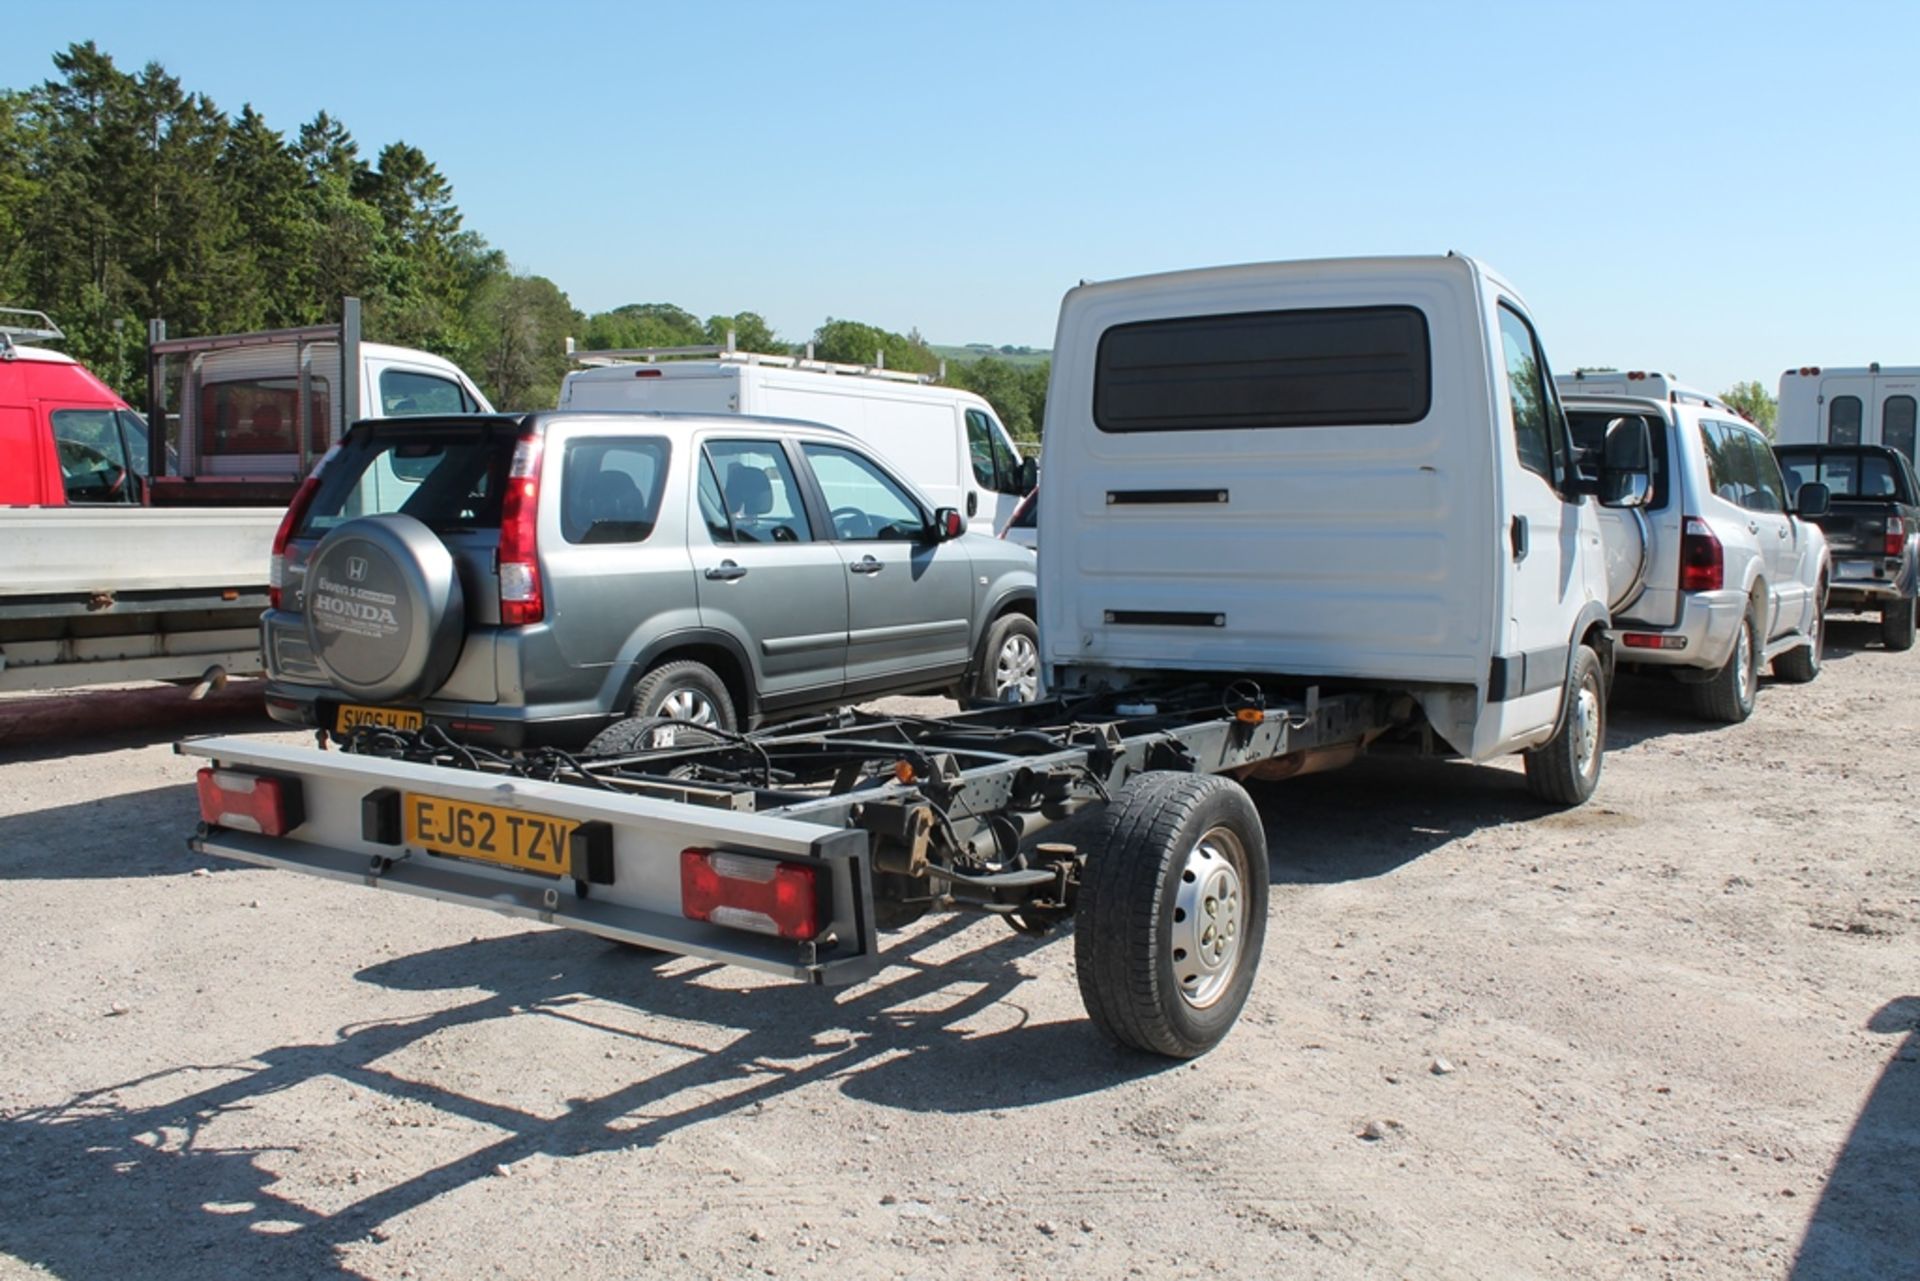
[0,307,65,359]
[564,330,944,385]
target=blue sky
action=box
[4,1,1915,395]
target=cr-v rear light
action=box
[1887,516,1907,560]
[1680,517,1724,592]
[269,446,338,610]
[680,848,822,941]
[498,435,545,626]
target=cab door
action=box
[1487,302,1594,755]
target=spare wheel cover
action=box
[304,514,465,703]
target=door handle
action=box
[1509,515,1529,562]
[849,556,884,576]
[704,561,748,582]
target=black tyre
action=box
[1879,597,1917,652]
[1689,605,1759,724]
[1774,580,1826,683]
[966,613,1039,706]
[1524,644,1606,806]
[1074,771,1268,1059]
[303,514,465,703]
[587,660,737,754]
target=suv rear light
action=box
[499,435,545,626]
[1887,516,1906,559]
[1680,517,1724,592]
[680,848,821,941]
[196,767,304,836]
[268,446,336,609]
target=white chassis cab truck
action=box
[179,255,1648,1059]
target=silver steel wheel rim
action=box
[1573,675,1601,780]
[1737,620,1755,702]
[994,633,1039,702]
[649,688,720,748]
[1171,826,1247,1010]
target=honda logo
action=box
[347,556,369,583]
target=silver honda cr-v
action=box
[260,411,1039,748]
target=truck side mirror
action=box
[1015,457,1038,494]
[1597,416,1653,508]
[1795,481,1830,519]
[931,507,966,541]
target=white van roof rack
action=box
[564,330,944,384]
[0,308,65,358]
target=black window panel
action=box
[1094,306,1431,433]
[1884,395,1916,463]
[1829,395,1863,446]
[1568,410,1671,509]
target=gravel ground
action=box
[1,624,1915,1281]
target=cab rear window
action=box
[298,424,516,538]
[1093,305,1431,432]
[1775,448,1915,502]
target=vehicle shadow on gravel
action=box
[0,917,1165,1279]
[1790,995,1920,1279]
[0,783,259,880]
[1248,754,1555,884]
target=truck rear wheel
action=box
[1524,644,1605,806]
[1074,771,1268,1059]
[1880,598,1917,652]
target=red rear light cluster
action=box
[1887,516,1907,559]
[633,368,663,378]
[498,435,545,626]
[1621,633,1688,651]
[680,848,821,941]
[196,767,304,836]
[269,445,338,610]
[1680,517,1724,592]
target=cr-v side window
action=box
[1497,303,1566,488]
[1829,395,1863,445]
[703,439,812,544]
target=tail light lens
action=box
[1680,517,1724,592]
[268,446,337,609]
[499,435,544,626]
[681,848,822,941]
[196,767,304,836]
[1887,516,1906,559]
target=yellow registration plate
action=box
[403,794,577,876]
[337,704,424,733]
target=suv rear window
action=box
[1093,305,1431,432]
[1567,409,1671,509]
[298,423,516,538]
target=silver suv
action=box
[1560,386,1830,722]
[260,412,1039,747]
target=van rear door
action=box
[1038,259,1496,708]
[1820,374,1876,446]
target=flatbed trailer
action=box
[182,679,1402,1058]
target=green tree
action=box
[704,310,784,354]
[582,302,706,351]
[1721,380,1778,438]
[466,272,579,410]
[810,317,939,374]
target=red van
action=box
[0,309,154,507]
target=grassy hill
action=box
[930,343,1050,369]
